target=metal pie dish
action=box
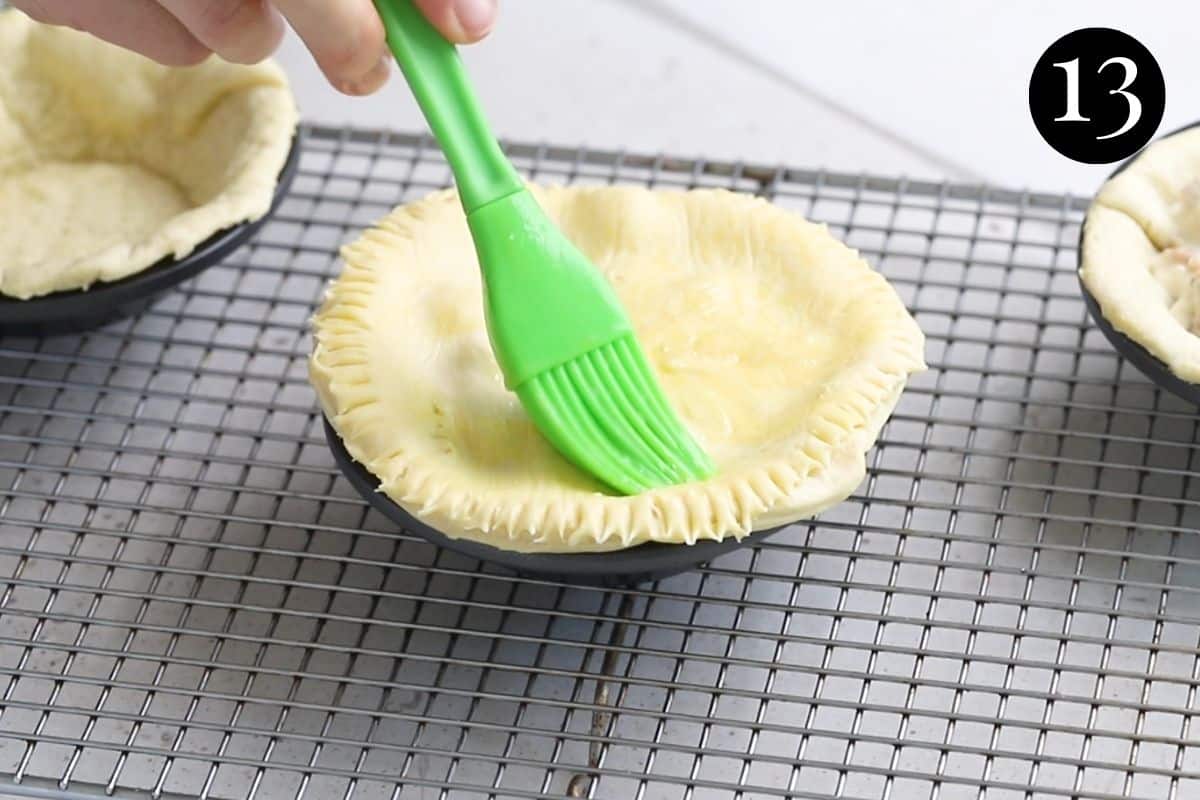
[0,134,303,337]
[1078,120,1200,405]
[323,417,783,586]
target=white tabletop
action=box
[275,0,1199,198]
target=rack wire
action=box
[2,124,1199,800]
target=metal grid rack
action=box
[2,124,1199,800]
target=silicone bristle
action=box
[516,335,715,495]
[566,357,681,486]
[615,336,714,471]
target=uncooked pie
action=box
[311,185,926,553]
[1081,127,1200,383]
[0,10,297,299]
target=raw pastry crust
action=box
[0,10,298,299]
[1081,127,1200,382]
[311,186,926,553]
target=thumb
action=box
[412,0,496,44]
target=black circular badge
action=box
[1029,28,1164,164]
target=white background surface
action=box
[275,0,1199,197]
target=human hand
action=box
[10,0,497,96]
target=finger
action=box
[273,0,390,96]
[159,0,285,65]
[11,0,210,66]
[413,0,496,44]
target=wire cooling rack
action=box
[2,125,1199,800]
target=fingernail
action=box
[453,0,497,38]
[343,55,391,96]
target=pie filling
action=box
[1149,179,1200,331]
[1152,246,1200,334]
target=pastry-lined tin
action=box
[0,135,302,337]
[1078,119,1200,405]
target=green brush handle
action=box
[375,0,523,213]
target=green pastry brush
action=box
[373,0,714,495]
